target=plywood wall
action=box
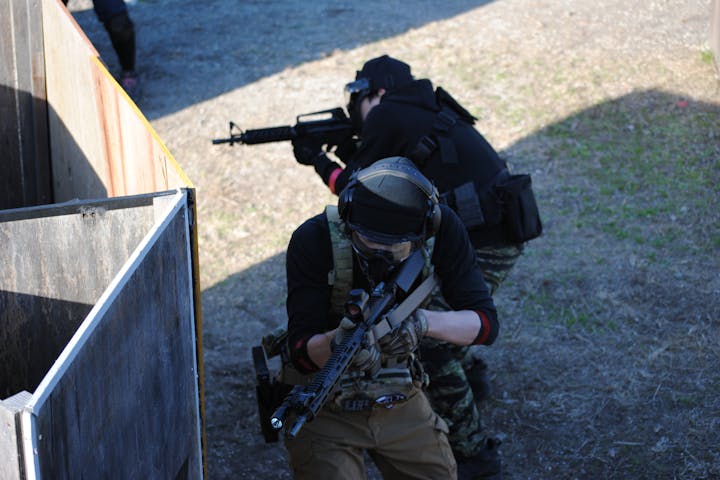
[41,0,192,202]
[0,0,52,209]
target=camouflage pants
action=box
[419,243,522,458]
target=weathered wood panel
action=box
[41,0,192,202]
[29,192,202,479]
[0,0,52,209]
[0,391,31,480]
[0,198,159,400]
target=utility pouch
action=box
[252,346,292,443]
[452,182,486,229]
[495,174,542,242]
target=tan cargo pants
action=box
[284,387,457,479]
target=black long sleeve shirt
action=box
[314,79,511,247]
[285,204,498,373]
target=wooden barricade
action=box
[1,1,206,478]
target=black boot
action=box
[456,438,502,480]
[465,352,491,403]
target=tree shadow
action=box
[200,88,720,478]
[70,0,495,120]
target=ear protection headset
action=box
[338,157,441,240]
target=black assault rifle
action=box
[212,107,355,149]
[269,248,427,439]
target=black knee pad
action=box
[104,12,135,43]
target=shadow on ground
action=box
[200,89,720,478]
[71,0,493,120]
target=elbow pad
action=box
[289,334,320,373]
[472,311,498,345]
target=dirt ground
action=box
[70,0,719,478]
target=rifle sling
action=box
[372,273,439,340]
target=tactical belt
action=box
[334,368,418,412]
[341,392,409,412]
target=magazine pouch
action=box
[495,174,542,242]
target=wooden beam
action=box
[0,0,52,209]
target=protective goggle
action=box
[350,230,414,265]
[344,77,372,112]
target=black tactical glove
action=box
[378,310,428,357]
[333,137,359,163]
[332,317,380,372]
[292,137,324,166]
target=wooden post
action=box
[0,0,52,209]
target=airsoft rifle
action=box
[212,107,355,150]
[253,249,428,440]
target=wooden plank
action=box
[89,57,193,196]
[0,399,23,480]
[29,192,202,479]
[0,0,52,209]
[0,197,157,399]
[0,392,32,480]
[42,0,108,201]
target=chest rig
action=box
[322,206,437,410]
[258,207,437,415]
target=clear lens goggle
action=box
[350,231,413,265]
[344,78,371,110]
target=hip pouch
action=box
[495,174,542,242]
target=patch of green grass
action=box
[544,97,719,254]
[522,287,616,333]
[700,50,715,65]
[675,395,697,408]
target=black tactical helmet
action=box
[338,157,441,245]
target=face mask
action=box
[351,231,414,287]
[354,251,394,288]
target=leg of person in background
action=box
[420,244,522,479]
[462,244,524,402]
[93,0,140,100]
[420,338,502,480]
[420,291,502,480]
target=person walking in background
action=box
[63,0,140,100]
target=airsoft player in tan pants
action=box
[282,158,501,479]
[286,386,454,479]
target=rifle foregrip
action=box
[241,126,296,144]
[288,415,308,438]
